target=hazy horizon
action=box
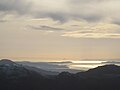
[1,58,120,71]
[1,58,120,62]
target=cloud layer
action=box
[0,0,120,23]
[27,25,65,32]
[62,23,120,39]
[31,0,120,24]
[0,0,32,15]
[1,0,120,38]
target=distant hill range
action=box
[0,59,120,90]
[17,61,81,73]
[0,59,59,77]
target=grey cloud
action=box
[0,0,103,23]
[70,14,103,23]
[0,19,7,23]
[27,25,65,32]
[82,15,103,22]
[0,0,32,15]
[78,31,94,34]
[0,0,120,25]
[71,25,79,27]
[31,0,110,23]
[112,20,120,25]
[45,13,68,23]
[34,12,69,23]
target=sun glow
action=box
[71,60,106,64]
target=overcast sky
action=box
[0,0,120,61]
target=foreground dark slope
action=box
[0,59,120,90]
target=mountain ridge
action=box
[0,59,120,90]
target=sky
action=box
[0,0,120,61]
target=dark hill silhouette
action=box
[0,59,120,90]
[87,64,120,74]
[0,59,59,76]
[58,64,120,77]
[0,59,30,77]
[0,59,16,65]
[0,59,46,81]
[76,64,120,78]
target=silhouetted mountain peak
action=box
[0,59,58,78]
[96,64,119,69]
[86,64,120,75]
[0,59,32,77]
[0,59,14,63]
[0,59,17,66]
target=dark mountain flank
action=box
[0,59,120,90]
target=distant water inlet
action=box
[49,60,107,71]
[59,60,120,70]
[37,60,120,71]
[66,61,106,70]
